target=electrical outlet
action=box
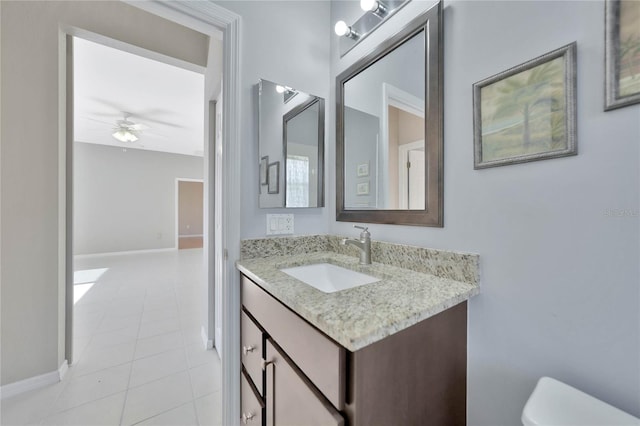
[266,214,294,235]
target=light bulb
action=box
[112,130,138,143]
[275,85,286,94]
[360,0,378,12]
[361,0,387,16]
[334,20,349,37]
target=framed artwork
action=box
[267,161,280,194]
[605,0,640,110]
[473,42,577,169]
[260,156,269,185]
[356,181,370,195]
[356,162,369,177]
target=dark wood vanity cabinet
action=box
[240,273,467,426]
[264,339,344,426]
[241,366,264,425]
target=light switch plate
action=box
[266,214,294,235]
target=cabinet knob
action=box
[242,345,255,356]
[241,412,255,423]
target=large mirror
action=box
[258,79,325,208]
[336,3,443,226]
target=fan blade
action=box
[131,116,183,128]
[88,98,184,128]
[89,97,128,114]
[128,123,149,131]
[144,131,170,140]
[83,117,114,126]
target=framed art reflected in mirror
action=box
[267,161,280,194]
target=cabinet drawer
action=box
[241,368,264,426]
[241,310,264,396]
[242,275,345,410]
[265,339,344,426]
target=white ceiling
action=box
[74,37,205,157]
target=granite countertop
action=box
[236,250,479,352]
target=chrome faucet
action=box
[341,225,371,265]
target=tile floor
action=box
[1,249,222,426]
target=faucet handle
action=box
[353,225,370,239]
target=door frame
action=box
[175,178,205,249]
[60,2,242,425]
[380,83,424,208]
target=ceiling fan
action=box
[111,114,148,142]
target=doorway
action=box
[61,3,242,423]
[69,32,210,346]
[176,179,204,250]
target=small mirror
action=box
[258,79,325,208]
[337,4,443,226]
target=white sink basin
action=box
[280,263,380,293]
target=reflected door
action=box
[398,140,425,210]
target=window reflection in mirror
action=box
[258,79,324,208]
[284,99,323,207]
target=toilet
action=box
[522,377,640,425]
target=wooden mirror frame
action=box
[336,2,443,227]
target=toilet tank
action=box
[522,377,640,426]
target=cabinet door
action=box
[242,275,345,409]
[241,310,264,395]
[265,339,344,426]
[241,368,264,425]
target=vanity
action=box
[242,2,467,423]
[236,235,480,425]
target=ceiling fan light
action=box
[112,129,138,142]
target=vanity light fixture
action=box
[276,84,296,94]
[335,0,409,57]
[275,84,299,103]
[334,20,360,40]
[360,0,388,17]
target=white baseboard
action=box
[215,327,222,360]
[74,247,176,259]
[58,360,69,381]
[179,234,204,238]
[201,325,214,350]
[1,360,68,400]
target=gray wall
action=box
[0,0,208,386]
[344,107,379,208]
[74,142,202,255]
[215,1,331,238]
[330,1,639,424]
[343,29,424,117]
